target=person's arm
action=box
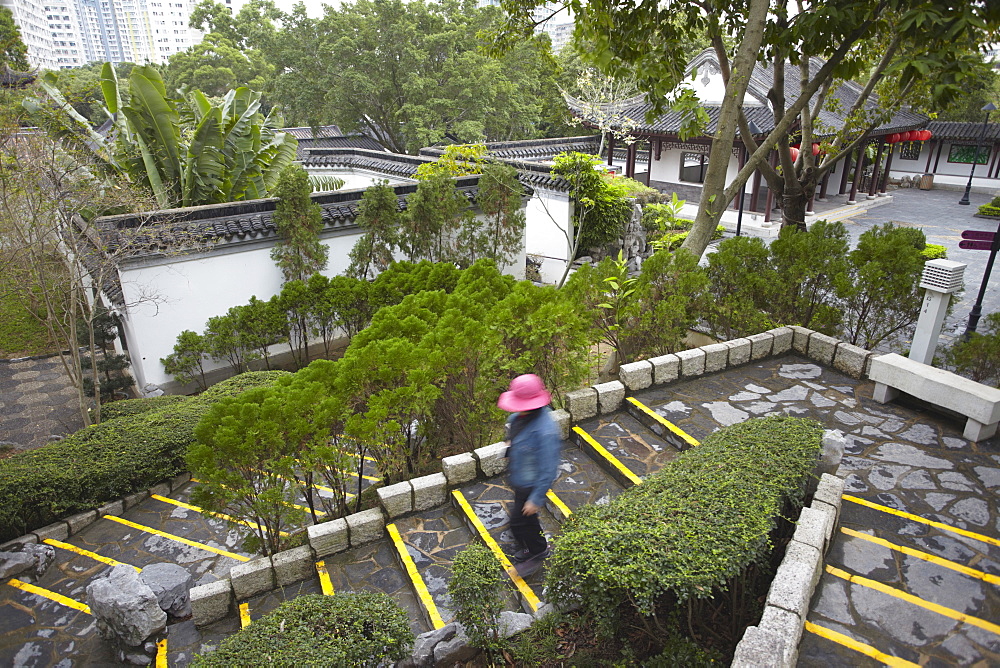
[527,419,561,508]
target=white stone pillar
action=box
[909,259,966,365]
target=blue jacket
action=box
[506,406,561,507]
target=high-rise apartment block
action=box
[3,0,203,70]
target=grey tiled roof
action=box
[281,125,343,139]
[567,50,928,138]
[300,149,429,178]
[297,135,388,154]
[926,120,1000,142]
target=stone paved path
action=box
[0,357,82,451]
[1,354,997,666]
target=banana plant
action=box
[27,63,297,209]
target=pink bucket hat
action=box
[498,374,552,412]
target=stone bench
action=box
[869,353,1000,442]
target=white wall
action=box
[524,188,573,285]
[119,230,364,389]
[889,141,997,179]
[308,167,416,190]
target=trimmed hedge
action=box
[921,244,947,261]
[98,394,189,421]
[0,371,289,542]
[545,416,823,632]
[192,593,413,667]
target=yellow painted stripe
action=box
[826,565,1000,636]
[572,426,642,486]
[6,578,91,614]
[841,528,1000,586]
[315,561,334,595]
[545,490,572,518]
[155,639,167,668]
[152,494,290,537]
[198,474,354,501]
[103,515,250,562]
[805,621,919,667]
[238,602,251,628]
[44,538,140,572]
[844,495,1000,548]
[451,490,540,611]
[626,397,700,448]
[387,523,445,629]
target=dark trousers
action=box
[510,486,547,555]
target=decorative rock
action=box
[806,332,839,365]
[433,624,477,665]
[499,610,534,638]
[474,442,509,477]
[820,430,846,475]
[18,543,56,578]
[0,552,35,579]
[190,579,232,627]
[833,342,870,379]
[593,381,625,414]
[139,563,193,618]
[87,565,167,647]
[649,354,680,384]
[229,556,275,600]
[618,360,653,391]
[308,518,349,557]
[377,481,414,518]
[788,326,815,355]
[564,387,598,421]
[747,333,773,361]
[411,473,447,511]
[551,409,571,440]
[441,453,477,486]
[534,602,556,620]
[676,348,706,377]
[767,327,794,355]
[346,507,385,547]
[0,534,37,552]
[32,521,69,543]
[141,384,164,398]
[701,343,729,373]
[271,545,315,587]
[65,510,98,536]
[405,623,457,667]
[726,338,752,366]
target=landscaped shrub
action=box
[545,416,823,638]
[0,371,288,541]
[944,312,1000,386]
[977,196,1000,217]
[192,592,413,667]
[921,243,948,261]
[98,394,190,421]
[449,543,505,660]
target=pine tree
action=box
[270,164,328,283]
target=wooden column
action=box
[818,170,831,201]
[607,134,615,167]
[750,166,762,212]
[764,151,777,223]
[646,142,653,186]
[932,140,944,173]
[839,149,853,195]
[626,143,637,178]
[848,145,867,204]
[867,139,886,198]
[989,142,999,179]
[924,140,936,173]
[879,143,896,195]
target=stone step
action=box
[571,411,681,485]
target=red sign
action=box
[961,230,996,242]
[960,240,995,251]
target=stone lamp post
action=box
[909,259,966,365]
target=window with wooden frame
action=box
[679,152,709,183]
[947,144,990,164]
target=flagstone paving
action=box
[1,354,998,666]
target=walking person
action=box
[497,373,561,574]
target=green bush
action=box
[449,543,505,659]
[192,593,413,667]
[98,394,190,421]
[944,312,1000,386]
[921,244,948,261]
[545,416,823,636]
[0,371,288,541]
[976,204,1000,217]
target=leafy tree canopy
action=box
[164,33,273,98]
[0,7,28,71]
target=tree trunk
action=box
[680,0,770,255]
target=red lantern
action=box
[888,133,901,143]
[903,131,916,142]
[812,143,821,156]
[789,147,800,161]
[792,143,800,149]
[920,130,932,141]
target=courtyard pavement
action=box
[1,354,996,666]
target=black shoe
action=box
[514,546,549,563]
[510,547,533,563]
[513,548,550,577]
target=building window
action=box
[898,142,921,160]
[947,144,990,165]
[680,152,709,183]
